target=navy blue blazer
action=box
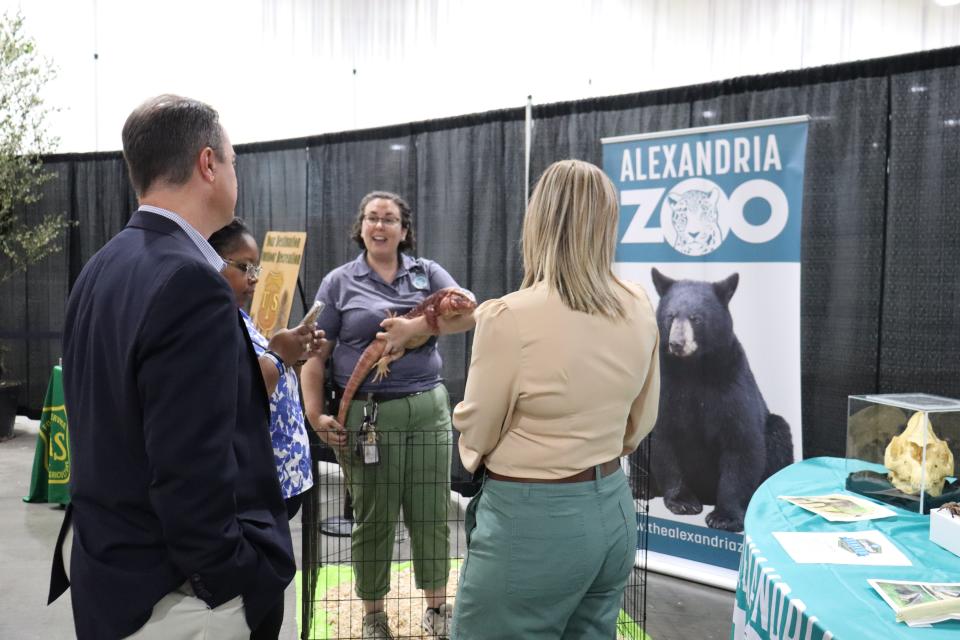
[51,211,295,639]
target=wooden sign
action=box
[250,231,306,338]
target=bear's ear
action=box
[651,267,675,297]
[707,189,719,206]
[667,192,681,206]
[713,272,739,306]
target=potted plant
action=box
[0,347,19,440]
[0,11,70,439]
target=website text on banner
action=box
[602,116,809,589]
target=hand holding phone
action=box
[301,300,325,328]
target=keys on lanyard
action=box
[356,397,380,465]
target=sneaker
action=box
[422,603,453,639]
[362,611,395,639]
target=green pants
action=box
[340,384,452,600]
[452,468,637,639]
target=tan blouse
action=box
[453,280,660,479]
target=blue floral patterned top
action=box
[241,310,313,499]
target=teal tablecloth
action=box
[732,457,960,639]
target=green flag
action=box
[24,366,70,505]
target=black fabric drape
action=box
[312,135,417,262]
[882,66,960,393]
[2,46,959,466]
[1,161,71,409]
[235,148,311,321]
[302,135,418,317]
[237,149,310,239]
[73,157,134,269]
[413,121,527,401]
[530,101,691,180]
[692,78,891,458]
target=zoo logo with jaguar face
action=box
[621,177,789,257]
[615,133,792,257]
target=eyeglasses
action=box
[362,215,402,227]
[223,258,262,279]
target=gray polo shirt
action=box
[315,252,464,395]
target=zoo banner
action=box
[602,116,808,589]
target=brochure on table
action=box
[778,493,897,522]
[773,530,911,566]
[868,579,960,627]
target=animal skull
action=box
[884,411,955,497]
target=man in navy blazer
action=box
[49,95,308,639]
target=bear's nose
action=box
[668,339,685,354]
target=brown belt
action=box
[334,387,426,403]
[485,458,621,484]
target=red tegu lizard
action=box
[336,287,477,427]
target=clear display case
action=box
[846,393,960,514]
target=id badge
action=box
[362,430,380,465]
[355,420,380,465]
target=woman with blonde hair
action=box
[451,159,660,638]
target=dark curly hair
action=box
[350,191,416,255]
[209,218,253,256]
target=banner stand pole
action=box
[524,95,533,198]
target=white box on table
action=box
[930,505,960,558]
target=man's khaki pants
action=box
[63,526,250,639]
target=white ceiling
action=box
[3,0,960,152]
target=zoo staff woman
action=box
[302,191,475,640]
[451,160,661,639]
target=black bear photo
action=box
[632,267,793,532]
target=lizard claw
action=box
[371,358,391,383]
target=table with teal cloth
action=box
[732,457,960,639]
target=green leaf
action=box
[0,10,67,284]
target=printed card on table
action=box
[868,579,960,627]
[773,530,911,566]
[778,493,897,522]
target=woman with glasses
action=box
[209,219,319,519]
[450,160,661,639]
[209,218,322,640]
[301,191,475,640]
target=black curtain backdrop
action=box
[4,46,960,460]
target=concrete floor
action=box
[1,416,735,639]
